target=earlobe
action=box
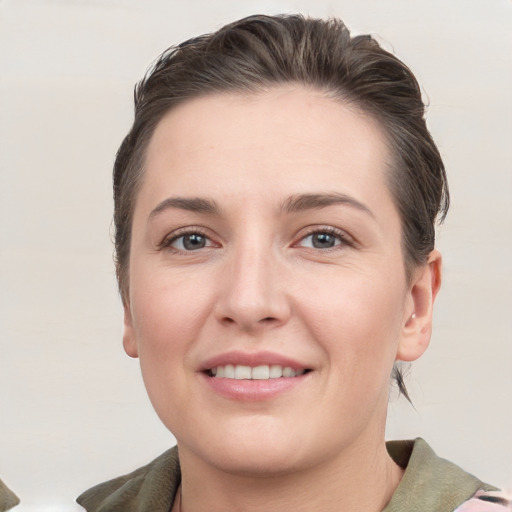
[123,302,139,358]
[396,250,442,362]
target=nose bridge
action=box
[215,230,289,330]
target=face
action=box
[124,87,436,476]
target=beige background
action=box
[1,0,511,510]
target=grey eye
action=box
[173,233,208,251]
[300,232,341,249]
[312,233,337,248]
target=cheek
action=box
[129,267,213,370]
[300,267,406,381]
[129,273,214,422]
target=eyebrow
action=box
[281,193,374,217]
[149,197,220,219]
[148,192,374,220]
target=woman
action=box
[77,14,509,512]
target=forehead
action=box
[142,86,394,210]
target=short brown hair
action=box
[113,14,449,399]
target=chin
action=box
[177,416,330,478]
[206,442,308,478]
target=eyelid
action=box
[294,226,355,249]
[157,226,217,252]
[157,225,354,252]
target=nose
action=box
[214,241,291,333]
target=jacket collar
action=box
[77,439,494,512]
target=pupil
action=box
[183,234,205,250]
[313,233,335,248]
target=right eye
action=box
[168,232,212,251]
[159,230,215,252]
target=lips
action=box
[201,351,311,377]
[200,351,312,399]
[210,364,308,379]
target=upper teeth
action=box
[210,365,306,379]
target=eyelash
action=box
[295,226,353,251]
[158,226,353,253]
[158,227,213,252]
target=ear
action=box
[123,301,139,358]
[396,250,442,362]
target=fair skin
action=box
[123,86,441,512]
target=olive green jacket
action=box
[0,479,20,512]
[77,438,498,512]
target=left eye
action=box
[171,233,211,251]
[298,231,343,249]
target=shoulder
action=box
[385,438,505,512]
[0,478,20,512]
[76,446,180,512]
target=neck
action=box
[176,429,403,512]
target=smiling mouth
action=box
[206,364,312,380]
